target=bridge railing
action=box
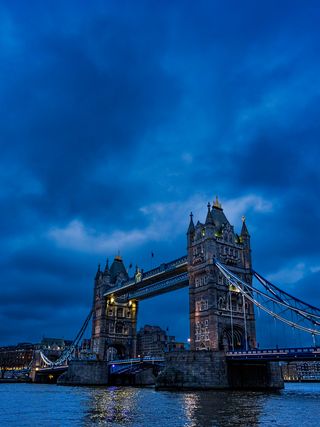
[108,356,165,366]
[226,347,320,356]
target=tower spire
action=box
[205,202,214,225]
[187,212,195,234]
[241,215,250,236]
[104,258,110,275]
[213,196,222,209]
[95,263,101,280]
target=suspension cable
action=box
[40,309,93,367]
[215,260,320,324]
[253,270,320,315]
[214,260,320,336]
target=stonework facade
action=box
[91,256,138,360]
[137,325,185,357]
[187,198,256,352]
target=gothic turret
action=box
[110,255,128,284]
[187,212,195,247]
[211,196,229,229]
[187,212,195,234]
[240,216,251,269]
[240,216,250,237]
[104,258,110,276]
[95,264,102,281]
[205,202,215,226]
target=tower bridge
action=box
[32,197,320,389]
[91,197,256,361]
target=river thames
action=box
[1,382,319,426]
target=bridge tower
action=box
[187,198,256,352]
[91,256,138,360]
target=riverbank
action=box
[0,378,30,383]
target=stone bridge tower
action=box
[91,256,138,360]
[187,198,256,352]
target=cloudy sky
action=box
[1,0,320,347]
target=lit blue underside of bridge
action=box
[108,357,165,374]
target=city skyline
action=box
[1,0,320,347]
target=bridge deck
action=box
[226,347,320,362]
[104,255,188,300]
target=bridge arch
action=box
[220,325,246,351]
[105,343,128,361]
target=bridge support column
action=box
[156,351,229,390]
[57,360,109,386]
[156,350,284,390]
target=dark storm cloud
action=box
[0,0,320,345]
[0,0,181,230]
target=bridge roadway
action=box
[226,347,320,362]
[104,255,188,300]
[109,348,320,372]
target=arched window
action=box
[116,322,123,334]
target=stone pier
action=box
[57,360,108,386]
[156,351,284,390]
[156,350,229,390]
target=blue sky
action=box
[1,0,320,347]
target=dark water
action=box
[0,382,319,426]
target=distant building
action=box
[0,343,35,378]
[137,325,185,357]
[282,361,320,381]
[40,338,72,351]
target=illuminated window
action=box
[196,299,208,312]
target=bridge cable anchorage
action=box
[39,309,93,368]
[213,259,320,338]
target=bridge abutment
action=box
[156,351,229,390]
[156,351,284,390]
[57,360,109,386]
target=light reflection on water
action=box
[0,383,320,426]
